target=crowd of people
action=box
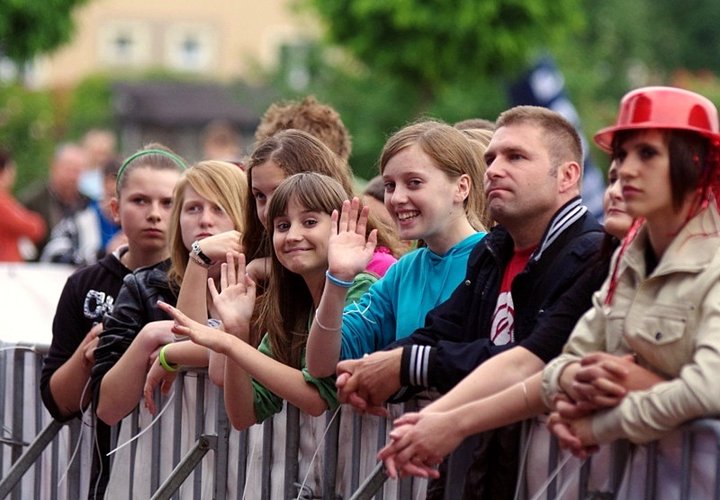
[6,87,719,498]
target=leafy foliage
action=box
[302,0,584,103]
[0,0,87,64]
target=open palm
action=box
[208,252,256,336]
[328,198,377,279]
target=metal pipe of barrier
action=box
[193,373,206,498]
[10,349,24,500]
[0,419,64,498]
[150,434,217,500]
[644,440,658,500]
[285,405,300,498]
[323,409,340,500]
[261,417,273,500]
[349,462,387,500]
[214,394,229,500]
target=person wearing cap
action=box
[380,87,720,482]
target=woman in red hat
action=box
[377,86,720,481]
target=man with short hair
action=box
[336,106,606,498]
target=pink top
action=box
[365,246,396,278]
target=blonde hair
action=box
[380,120,488,230]
[167,161,248,289]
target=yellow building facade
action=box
[32,0,318,88]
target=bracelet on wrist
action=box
[313,309,342,332]
[189,240,213,268]
[325,270,354,288]
[158,344,179,372]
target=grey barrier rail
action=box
[1,342,720,499]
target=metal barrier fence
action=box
[1,343,719,499]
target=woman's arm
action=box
[96,320,175,425]
[307,199,376,377]
[47,323,101,418]
[379,372,547,478]
[175,232,241,385]
[157,302,329,426]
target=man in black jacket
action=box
[336,106,606,498]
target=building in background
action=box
[27,0,318,89]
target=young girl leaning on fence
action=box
[91,160,247,425]
[40,143,185,498]
[158,172,379,429]
[305,120,489,390]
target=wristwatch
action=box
[189,240,213,267]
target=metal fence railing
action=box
[1,343,719,499]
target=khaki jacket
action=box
[542,203,720,444]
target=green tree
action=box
[0,0,87,66]
[301,0,584,106]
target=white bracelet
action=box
[313,310,342,332]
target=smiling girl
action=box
[244,129,401,284]
[159,172,378,429]
[306,120,488,379]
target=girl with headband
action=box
[380,87,720,487]
[40,143,184,498]
[92,159,247,425]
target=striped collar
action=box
[532,197,588,262]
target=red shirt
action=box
[0,190,46,261]
[490,245,536,345]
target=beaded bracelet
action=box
[158,344,179,372]
[325,270,354,288]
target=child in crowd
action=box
[91,160,246,425]
[244,129,401,284]
[158,172,378,428]
[40,144,185,498]
[306,120,488,381]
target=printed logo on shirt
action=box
[490,291,514,345]
[84,290,115,320]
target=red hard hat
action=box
[594,86,720,152]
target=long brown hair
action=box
[258,172,349,368]
[244,129,403,262]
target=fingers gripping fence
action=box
[1,344,720,499]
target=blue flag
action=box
[508,56,605,220]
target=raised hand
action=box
[157,301,232,355]
[207,252,256,337]
[327,198,377,281]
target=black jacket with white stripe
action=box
[393,197,605,395]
